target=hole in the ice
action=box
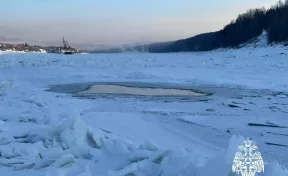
[75,84,208,97]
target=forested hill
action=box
[91,1,288,53]
[145,0,288,52]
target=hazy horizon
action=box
[0,0,280,47]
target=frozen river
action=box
[1,46,288,175]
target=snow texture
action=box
[1,43,288,175]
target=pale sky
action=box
[0,0,280,46]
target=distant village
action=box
[0,38,86,54]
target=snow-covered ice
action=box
[1,45,288,175]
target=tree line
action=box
[145,0,288,52]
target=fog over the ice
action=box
[0,0,280,46]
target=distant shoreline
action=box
[0,42,86,54]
